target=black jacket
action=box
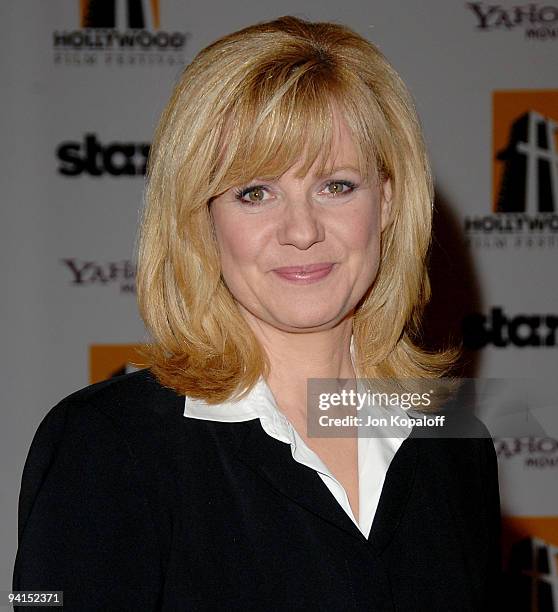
[13,369,501,611]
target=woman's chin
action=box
[267,310,344,332]
[237,299,350,332]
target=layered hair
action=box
[137,15,457,402]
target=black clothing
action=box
[13,370,501,610]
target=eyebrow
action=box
[232,165,364,187]
[315,165,361,178]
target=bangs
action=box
[209,60,379,196]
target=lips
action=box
[272,262,335,283]
[274,263,333,274]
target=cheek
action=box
[213,211,266,275]
[342,202,381,253]
[337,202,383,294]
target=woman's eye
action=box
[234,185,269,204]
[323,180,356,196]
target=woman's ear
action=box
[380,178,392,232]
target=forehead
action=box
[211,97,375,195]
[298,110,360,176]
[257,109,363,179]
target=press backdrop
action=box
[2,1,557,607]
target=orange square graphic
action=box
[492,90,558,213]
[503,515,558,549]
[502,515,558,570]
[89,344,146,384]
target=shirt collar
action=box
[184,375,276,421]
[183,334,357,427]
[182,336,411,539]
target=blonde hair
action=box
[137,15,457,402]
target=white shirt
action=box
[183,341,412,539]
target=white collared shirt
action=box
[183,372,412,539]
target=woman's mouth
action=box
[272,263,335,284]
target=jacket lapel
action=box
[367,436,419,552]
[233,419,366,542]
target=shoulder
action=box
[405,403,499,505]
[18,370,201,541]
[53,368,182,417]
[408,394,497,468]
[19,370,190,521]
[14,371,172,604]
[25,370,242,485]
[409,418,498,480]
[34,369,184,446]
[23,367,184,458]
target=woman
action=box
[13,16,501,611]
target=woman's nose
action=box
[276,199,325,250]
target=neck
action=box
[240,308,356,420]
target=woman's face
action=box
[210,113,391,333]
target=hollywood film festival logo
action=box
[464,90,558,249]
[53,0,188,67]
[495,438,558,606]
[507,536,558,610]
[467,2,558,40]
